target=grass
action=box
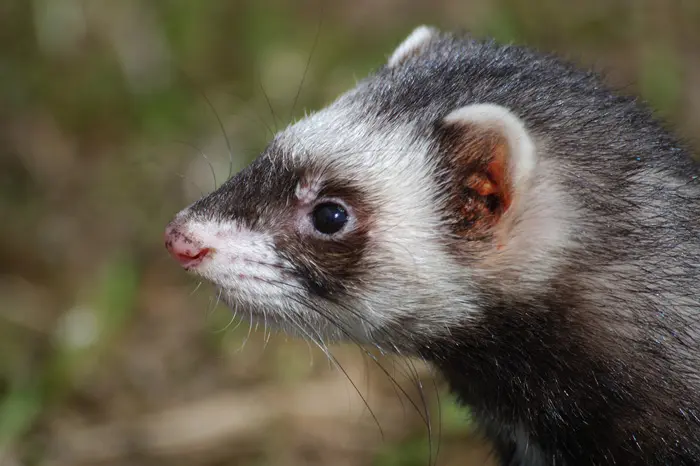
[1,1,698,464]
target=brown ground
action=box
[1,1,698,465]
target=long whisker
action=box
[210,274,440,464]
[271,284,433,429]
[174,140,219,191]
[288,1,324,122]
[232,303,255,353]
[262,304,272,349]
[258,79,280,133]
[200,92,236,180]
[431,369,444,466]
[404,353,436,466]
[283,305,386,439]
[208,302,246,339]
[176,172,205,197]
[206,287,223,322]
[189,281,203,296]
[222,89,276,139]
[247,271,415,347]
[213,308,238,334]
[204,290,215,320]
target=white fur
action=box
[176,98,571,347]
[444,103,537,189]
[442,104,576,291]
[278,104,480,342]
[181,219,288,303]
[177,215,348,340]
[387,25,438,67]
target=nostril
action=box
[164,225,210,268]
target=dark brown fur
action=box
[170,29,700,465]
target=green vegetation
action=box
[1,1,697,465]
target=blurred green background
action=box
[1,1,698,465]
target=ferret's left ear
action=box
[388,25,439,67]
[440,103,537,237]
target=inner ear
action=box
[439,104,536,238]
[462,132,512,212]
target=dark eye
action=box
[311,202,348,235]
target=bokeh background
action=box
[1,1,699,465]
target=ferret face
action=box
[165,102,475,348]
[165,26,570,351]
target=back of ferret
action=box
[166,28,700,465]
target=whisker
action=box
[176,172,205,197]
[288,1,324,122]
[204,292,215,320]
[222,89,276,139]
[283,304,386,440]
[200,92,236,180]
[432,373,444,466]
[174,140,219,191]
[275,287,433,429]
[214,287,223,310]
[205,287,223,322]
[213,309,238,334]
[209,273,439,463]
[189,281,203,297]
[231,302,256,354]
[258,79,280,133]
[405,356,435,466]
[262,305,273,350]
[379,356,410,423]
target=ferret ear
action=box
[440,103,537,237]
[388,25,439,67]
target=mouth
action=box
[180,248,212,270]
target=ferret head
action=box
[165,26,571,352]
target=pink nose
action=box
[164,224,210,268]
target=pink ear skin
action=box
[445,128,515,242]
[466,145,513,212]
[442,104,536,251]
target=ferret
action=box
[164,26,700,465]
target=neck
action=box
[419,292,692,466]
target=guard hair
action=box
[166,27,700,466]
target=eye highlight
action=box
[311,202,348,235]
